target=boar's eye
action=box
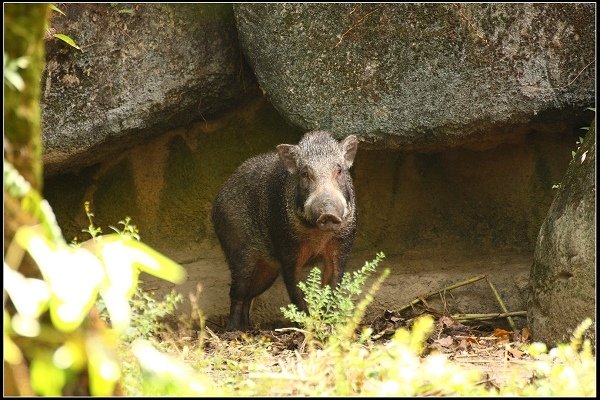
[335,164,342,177]
[301,168,311,180]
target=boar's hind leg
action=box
[227,257,279,331]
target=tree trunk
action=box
[3,5,49,395]
[4,3,48,189]
[3,4,49,252]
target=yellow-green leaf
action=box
[3,333,23,365]
[16,226,104,332]
[4,69,25,91]
[131,339,210,394]
[53,340,86,371]
[53,33,80,50]
[96,234,187,284]
[11,314,41,338]
[4,263,50,321]
[49,4,66,16]
[30,353,67,396]
[14,56,30,69]
[86,334,121,396]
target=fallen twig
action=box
[451,311,527,322]
[397,274,487,313]
[275,327,310,334]
[486,277,516,331]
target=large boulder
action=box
[42,3,256,175]
[528,119,596,345]
[44,96,579,327]
[234,3,595,150]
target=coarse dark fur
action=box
[212,131,358,330]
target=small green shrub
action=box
[505,318,596,396]
[114,287,192,396]
[4,161,188,395]
[48,4,81,50]
[93,248,596,397]
[281,252,387,344]
[97,287,182,344]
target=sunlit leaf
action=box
[12,314,41,337]
[53,340,86,370]
[94,234,186,284]
[131,339,209,394]
[53,33,81,50]
[86,334,121,396]
[15,226,104,332]
[3,311,23,365]
[4,263,50,321]
[528,342,548,356]
[30,354,66,396]
[87,237,137,330]
[13,56,29,69]
[4,69,25,91]
[49,4,65,16]
[409,315,434,353]
[4,159,32,197]
[99,285,135,332]
[117,8,134,14]
[5,161,65,244]
[3,54,29,91]
[3,334,23,365]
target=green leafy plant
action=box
[281,252,388,344]
[100,286,185,396]
[97,287,182,344]
[4,53,30,91]
[511,318,595,396]
[3,160,187,395]
[52,33,81,50]
[48,3,65,16]
[573,107,595,159]
[48,4,81,50]
[571,136,586,160]
[110,3,135,15]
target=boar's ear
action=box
[276,144,299,173]
[340,135,358,168]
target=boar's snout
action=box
[316,213,342,231]
[312,197,345,231]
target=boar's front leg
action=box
[227,256,280,331]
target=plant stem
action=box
[397,274,487,313]
[486,277,516,331]
[451,311,527,321]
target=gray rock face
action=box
[528,119,596,346]
[42,4,255,175]
[234,3,595,149]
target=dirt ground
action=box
[143,247,533,333]
[156,296,539,393]
[145,247,540,392]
